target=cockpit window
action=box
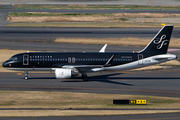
[13,57,17,61]
[9,57,18,61]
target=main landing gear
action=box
[24,71,28,80]
[81,73,89,81]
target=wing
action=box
[62,65,104,72]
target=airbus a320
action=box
[2,25,177,81]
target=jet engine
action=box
[55,68,78,79]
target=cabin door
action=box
[23,54,29,65]
[138,54,143,65]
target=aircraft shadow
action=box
[105,77,180,80]
[21,73,180,86]
[62,73,134,86]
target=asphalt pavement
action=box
[0,42,143,52]
[0,27,180,42]
[1,9,180,14]
[1,68,180,98]
[2,113,180,120]
[0,0,180,6]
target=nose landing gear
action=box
[24,71,28,80]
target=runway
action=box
[3,113,180,120]
[1,67,180,98]
[0,27,180,42]
[0,42,143,52]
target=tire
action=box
[82,74,89,81]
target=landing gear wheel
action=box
[24,71,28,80]
[24,76,28,80]
[82,73,89,82]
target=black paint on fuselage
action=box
[3,52,156,69]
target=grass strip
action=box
[6,12,180,28]
[0,90,179,116]
[14,5,180,10]
[0,91,180,109]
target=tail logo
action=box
[153,34,169,49]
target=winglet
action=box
[99,44,107,53]
[161,23,166,26]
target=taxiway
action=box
[0,27,180,42]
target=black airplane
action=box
[2,25,177,81]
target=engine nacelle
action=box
[55,69,72,79]
[55,69,78,79]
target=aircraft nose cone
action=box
[2,62,8,67]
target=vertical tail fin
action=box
[139,25,173,54]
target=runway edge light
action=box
[113,99,146,105]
